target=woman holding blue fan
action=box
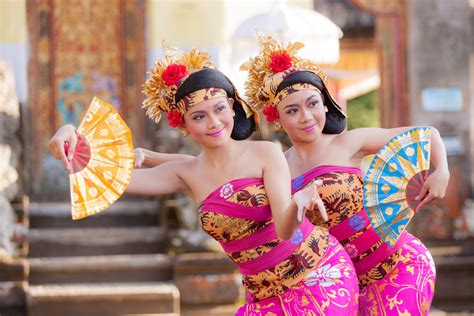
[49,35,449,315]
[241,34,449,315]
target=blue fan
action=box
[364,127,431,246]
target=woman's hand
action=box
[293,180,328,222]
[47,124,77,169]
[416,168,450,211]
[133,148,146,168]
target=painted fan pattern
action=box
[67,97,134,220]
[364,127,431,246]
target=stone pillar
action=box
[0,60,21,255]
[406,0,472,240]
[351,0,409,127]
[0,60,28,316]
[26,0,146,200]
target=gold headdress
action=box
[143,42,259,133]
[241,34,346,134]
[142,41,216,127]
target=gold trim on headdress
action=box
[275,83,321,106]
[142,41,214,124]
[177,88,227,112]
[240,33,328,113]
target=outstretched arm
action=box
[126,160,189,196]
[48,125,192,197]
[48,124,194,169]
[135,148,194,168]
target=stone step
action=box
[0,257,28,282]
[182,304,237,316]
[174,253,240,306]
[427,239,474,256]
[27,282,180,316]
[28,227,167,257]
[29,254,173,284]
[432,254,474,312]
[428,240,474,313]
[28,201,160,229]
[0,281,27,316]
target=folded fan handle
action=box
[63,141,73,174]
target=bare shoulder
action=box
[164,156,198,178]
[248,140,282,156]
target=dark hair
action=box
[277,71,346,134]
[176,68,256,140]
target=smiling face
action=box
[276,89,326,143]
[182,96,235,148]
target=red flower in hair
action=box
[166,110,184,128]
[162,64,187,86]
[269,53,292,73]
[262,104,279,122]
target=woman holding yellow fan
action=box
[48,45,359,315]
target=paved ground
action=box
[182,305,474,316]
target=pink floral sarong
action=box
[359,233,436,315]
[199,177,359,316]
[291,165,436,315]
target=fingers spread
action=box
[316,198,328,221]
[297,207,305,222]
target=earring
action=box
[232,110,236,117]
[324,106,328,113]
[179,129,189,137]
[274,121,282,130]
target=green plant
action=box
[347,91,380,130]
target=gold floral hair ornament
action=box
[142,41,215,127]
[241,34,327,107]
[240,33,346,125]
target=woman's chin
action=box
[291,129,321,143]
[200,132,232,148]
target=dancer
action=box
[241,35,448,315]
[49,45,359,315]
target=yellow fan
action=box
[65,97,134,219]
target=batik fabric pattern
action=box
[359,234,435,315]
[199,177,359,315]
[291,165,435,315]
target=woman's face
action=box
[182,96,235,148]
[276,89,326,143]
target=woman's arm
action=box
[126,160,189,196]
[48,125,191,197]
[259,142,324,240]
[135,148,194,168]
[47,124,194,169]
[349,126,419,156]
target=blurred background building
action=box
[0,0,473,315]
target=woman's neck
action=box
[291,134,329,166]
[200,139,238,169]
